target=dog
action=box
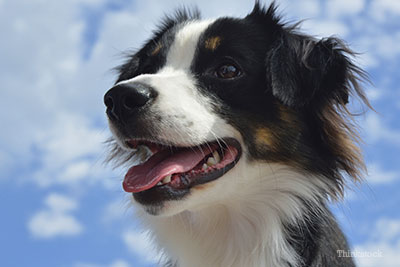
[104,2,370,266]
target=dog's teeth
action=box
[207,157,217,166]
[162,175,172,184]
[212,150,221,164]
[157,182,162,186]
[202,163,208,170]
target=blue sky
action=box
[1,0,399,266]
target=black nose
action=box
[104,83,157,123]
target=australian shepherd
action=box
[104,2,370,266]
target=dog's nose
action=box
[104,83,157,123]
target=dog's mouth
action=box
[122,138,242,197]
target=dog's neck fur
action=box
[146,206,297,267]
[138,164,336,267]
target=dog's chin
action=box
[121,138,242,216]
[134,167,242,217]
[136,197,199,217]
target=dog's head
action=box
[104,3,369,216]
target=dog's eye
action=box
[215,64,241,79]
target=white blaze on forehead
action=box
[165,20,214,70]
[114,18,238,147]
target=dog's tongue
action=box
[123,146,214,193]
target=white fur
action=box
[135,161,333,267]
[165,20,214,70]
[114,21,334,267]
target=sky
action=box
[1,0,400,266]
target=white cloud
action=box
[370,0,400,22]
[364,113,400,145]
[31,112,110,188]
[122,229,160,264]
[0,0,110,186]
[0,149,13,178]
[351,29,400,70]
[102,197,132,224]
[356,52,379,69]
[326,0,365,17]
[45,193,78,211]
[109,260,131,267]
[74,259,131,267]
[367,163,399,185]
[375,218,400,242]
[28,210,83,239]
[355,218,400,267]
[28,193,83,239]
[355,241,400,267]
[59,161,92,183]
[365,88,383,102]
[278,0,321,18]
[302,19,349,37]
[35,113,104,165]
[373,32,400,60]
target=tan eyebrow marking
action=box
[151,43,162,56]
[255,127,275,148]
[204,36,221,51]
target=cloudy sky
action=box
[1,0,399,266]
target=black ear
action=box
[268,35,352,108]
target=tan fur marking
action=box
[320,104,365,197]
[205,36,221,51]
[193,183,213,191]
[255,127,274,147]
[151,43,162,56]
[278,104,296,124]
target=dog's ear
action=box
[248,2,356,108]
[268,35,353,108]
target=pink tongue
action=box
[123,146,214,193]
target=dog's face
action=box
[105,4,366,216]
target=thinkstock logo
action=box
[337,249,383,258]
